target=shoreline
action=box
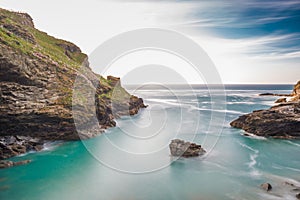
[231,81,300,139]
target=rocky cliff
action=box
[230,81,300,139]
[0,8,146,159]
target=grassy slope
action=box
[0,8,86,68]
[0,8,130,106]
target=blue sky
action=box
[1,0,299,84]
[189,0,300,51]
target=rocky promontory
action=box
[230,81,300,139]
[0,8,146,161]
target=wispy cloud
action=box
[1,0,299,83]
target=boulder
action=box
[296,193,300,199]
[169,139,206,157]
[275,98,286,103]
[260,183,272,191]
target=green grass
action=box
[31,28,87,68]
[0,26,33,55]
[110,85,131,103]
[0,8,131,108]
[0,8,87,69]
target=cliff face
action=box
[0,8,146,159]
[291,81,300,101]
[230,81,300,139]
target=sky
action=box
[1,0,300,84]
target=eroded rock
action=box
[169,139,206,157]
[275,98,286,103]
[0,8,147,161]
[231,81,300,139]
[0,136,44,159]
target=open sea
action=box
[1,84,300,200]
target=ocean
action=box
[1,84,300,200]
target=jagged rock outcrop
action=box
[291,81,300,101]
[169,139,206,157]
[0,8,146,159]
[274,97,286,103]
[0,136,43,159]
[230,81,300,139]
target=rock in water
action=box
[0,159,31,168]
[296,193,300,199]
[169,139,206,157]
[0,160,14,168]
[230,80,300,139]
[260,183,272,191]
[13,160,31,166]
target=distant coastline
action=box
[124,84,294,91]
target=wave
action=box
[248,154,257,168]
[236,140,262,178]
[190,107,246,115]
[16,150,36,157]
[14,141,63,158]
[273,164,300,173]
[42,141,64,151]
[236,140,259,153]
[146,98,243,114]
[240,132,267,140]
[285,140,300,147]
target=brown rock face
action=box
[0,136,44,159]
[0,8,146,159]
[292,81,300,96]
[274,97,286,103]
[230,81,300,139]
[107,76,121,87]
[291,81,300,101]
[169,139,206,157]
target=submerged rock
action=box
[13,160,31,166]
[0,160,13,168]
[259,93,291,97]
[169,139,206,157]
[0,159,31,169]
[260,183,272,191]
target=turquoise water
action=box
[1,86,300,200]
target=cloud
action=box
[1,0,299,83]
